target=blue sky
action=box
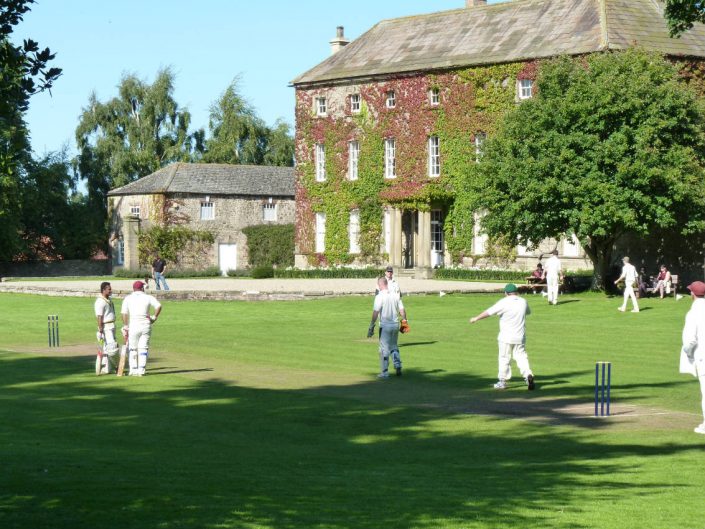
[17,0,501,156]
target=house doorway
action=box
[401,211,417,269]
[431,209,444,268]
[218,243,237,276]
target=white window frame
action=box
[349,209,360,254]
[348,141,359,181]
[315,143,326,182]
[475,132,487,162]
[316,97,327,116]
[518,79,533,100]
[350,94,361,113]
[129,205,141,217]
[429,87,440,106]
[200,201,215,221]
[384,138,396,179]
[428,136,440,177]
[315,212,326,253]
[386,90,396,108]
[263,202,277,222]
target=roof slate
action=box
[292,0,705,86]
[107,163,295,198]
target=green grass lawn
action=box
[0,292,703,529]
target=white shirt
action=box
[121,291,161,331]
[486,295,531,344]
[682,298,705,368]
[94,296,115,323]
[387,278,401,296]
[544,255,561,278]
[373,290,404,326]
[622,263,638,286]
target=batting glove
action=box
[96,331,104,342]
[367,323,375,338]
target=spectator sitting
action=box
[527,263,545,294]
[653,265,672,299]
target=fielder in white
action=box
[470,283,536,390]
[679,281,705,435]
[94,281,119,374]
[544,250,562,305]
[121,280,162,376]
[368,276,407,378]
[615,256,639,313]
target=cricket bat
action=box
[116,345,127,376]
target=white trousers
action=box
[621,284,639,311]
[128,326,151,374]
[546,275,559,305]
[498,341,532,381]
[100,323,119,373]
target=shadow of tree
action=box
[0,353,701,529]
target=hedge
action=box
[114,267,222,279]
[274,268,384,279]
[434,269,535,281]
[242,224,294,268]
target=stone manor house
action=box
[108,163,295,274]
[291,0,705,274]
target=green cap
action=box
[504,283,518,293]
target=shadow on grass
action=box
[0,353,700,529]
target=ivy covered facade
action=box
[292,0,705,273]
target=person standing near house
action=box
[615,256,639,313]
[367,276,408,378]
[544,250,562,305]
[94,282,119,374]
[121,280,162,376]
[680,281,705,435]
[469,283,536,390]
[151,253,170,291]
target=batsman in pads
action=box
[94,282,119,374]
[368,276,408,378]
[470,283,536,390]
[121,280,162,376]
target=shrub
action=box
[251,266,275,279]
[113,267,221,279]
[242,224,294,268]
[434,269,529,281]
[226,269,251,277]
[274,268,384,279]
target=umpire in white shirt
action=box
[121,280,162,376]
[470,283,536,390]
[368,276,408,378]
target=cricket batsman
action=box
[94,281,119,374]
[121,280,162,376]
[469,283,536,390]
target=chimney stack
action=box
[329,26,350,55]
[466,0,488,6]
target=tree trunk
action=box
[583,238,615,291]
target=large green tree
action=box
[202,80,293,166]
[0,0,61,260]
[665,0,705,35]
[74,68,200,253]
[475,49,705,289]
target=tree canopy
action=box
[202,80,294,166]
[664,0,705,36]
[475,49,705,288]
[0,0,61,260]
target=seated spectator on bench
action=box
[638,266,650,298]
[527,263,545,294]
[653,265,672,299]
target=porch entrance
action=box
[401,211,417,269]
